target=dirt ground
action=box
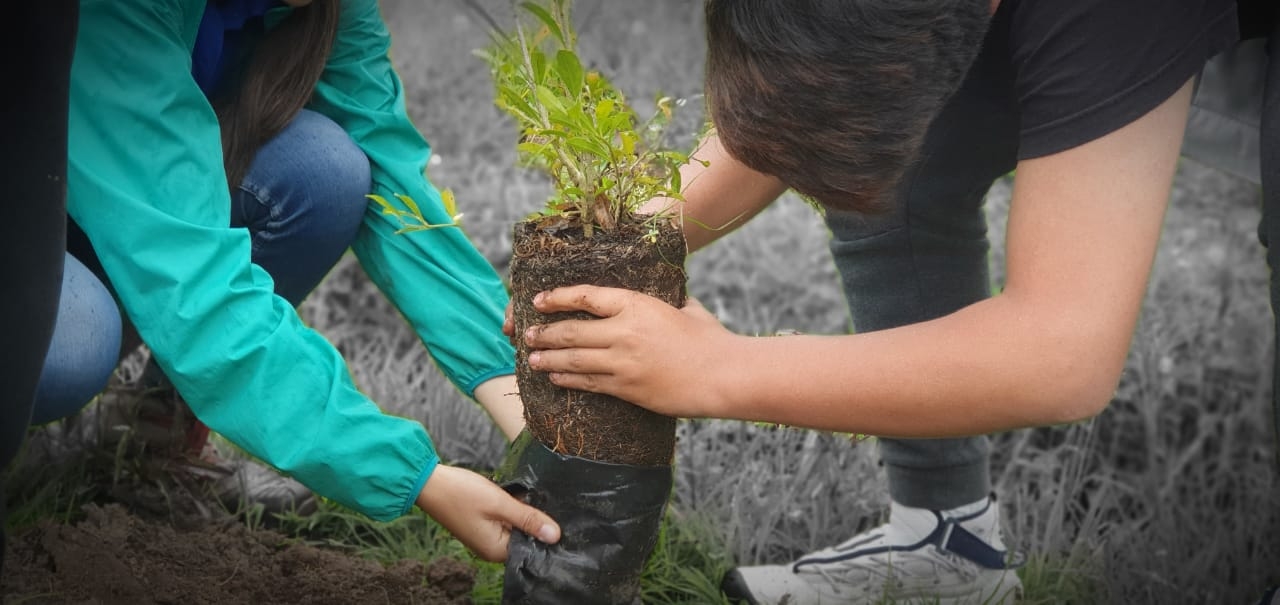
[1,503,475,605]
[2,467,478,605]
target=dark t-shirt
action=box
[996,0,1240,160]
[905,0,1243,196]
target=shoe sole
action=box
[720,568,1021,605]
[722,569,761,604]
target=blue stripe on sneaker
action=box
[794,509,1013,571]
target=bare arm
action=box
[526,80,1193,437]
[473,374,525,440]
[643,134,789,252]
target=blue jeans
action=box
[32,108,371,424]
[30,253,121,424]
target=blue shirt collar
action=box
[192,0,283,96]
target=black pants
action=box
[0,0,79,576]
[1260,19,1280,457]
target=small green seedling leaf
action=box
[535,84,566,115]
[440,189,458,217]
[365,193,461,234]
[554,49,585,97]
[594,98,614,123]
[519,2,566,47]
[394,193,422,218]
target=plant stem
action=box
[514,19,588,188]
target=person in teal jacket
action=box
[21,0,560,562]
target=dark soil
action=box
[2,443,477,605]
[2,503,475,605]
[510,217,687,467]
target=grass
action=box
[7,1,1280,603]
[375,1,1280,601]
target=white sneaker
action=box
[722,497,1023,605]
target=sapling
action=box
[481,0,695,467]
[479,0,692,239]
[480,1,697,602]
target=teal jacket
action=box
[67,0,517,521]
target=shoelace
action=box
[805,545,975,597]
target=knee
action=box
[31,254,122,425]
[275,109,372,233]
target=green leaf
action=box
[565,103,594,133]
[440,189,458,217]
[393,193,422,219]
[604,113,633,134]
[529,49,548,85]
[534,128,568,139]
[517,141,550,157]
[554,49,584,98]
[547,113,582,132]
[594,98,614,123]
[566,136,610,159]
[535,84,566,115]
[497,90,539,124]
[520,2,566,47]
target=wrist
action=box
[698,333,748,420]
[414,463,452,515]
[472,374,525,441]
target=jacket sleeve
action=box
[66,0,437,522]
[304,0,518,397]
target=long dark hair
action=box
[215,1,342,189]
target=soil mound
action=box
[2,504,475,604]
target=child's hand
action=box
[416,464,561,562]
[503,299,516,343]
[522,285,735,418]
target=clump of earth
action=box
[2,417,479,605]
[2,503,476,604]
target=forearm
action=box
[715,293,1129,437]
[712,83,1190,437]
[473,374,524,440]
[317,0,517,399]
[530,81,1185,439]
[643,134,788,252]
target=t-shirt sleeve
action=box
[1008,0,1239,160]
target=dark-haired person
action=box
[23,0,560,563]
[515,0,1278,601]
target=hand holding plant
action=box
[415,464,560,563]
[523,284,735,418]
[480,1,696,601]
